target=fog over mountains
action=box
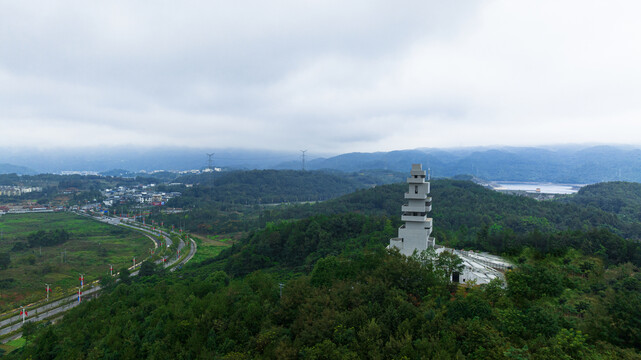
[2,145,641,183]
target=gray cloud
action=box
[1,1,640,153]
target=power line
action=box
[300,150,307,171]
[206,153,215,170]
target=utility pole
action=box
[109,264,113,276]
[133,257,136,268]
[45,283,51,301]
[279,283,284,298]
[79,273,85,289]
[77,288,82,303]
[20,307,27,324]
[300,150,307,171]
[207,153,215,171]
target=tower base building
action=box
[389,164,434,256]
[389,164,512,285]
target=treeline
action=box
[169,170,364,207]
[151,170,370,234]
[471,227,641,266]
[150,179,641,240]
[12,248,641,359]
[216,212,641,278]
[263,179,641,245]
[266,180,629,235]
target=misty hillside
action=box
[0,163,36,175]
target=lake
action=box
[490,182,585,194]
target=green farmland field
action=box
[0,212,151,310]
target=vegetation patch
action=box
[191,234,231,264]
[0,212,150,310]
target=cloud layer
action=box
[2,1,641,153]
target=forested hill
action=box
[13,227,641,359]
[168,170,366,207]
[562,181,641,223]
[267,179,635,238]
[11,181,641,359]
[253,180,641,264]
[158,170,403,233]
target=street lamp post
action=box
[20,307,27,324]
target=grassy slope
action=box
[190,234,232,264]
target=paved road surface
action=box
[0,285,101,329]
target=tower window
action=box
[414,185,418,194]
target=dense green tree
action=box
[138,260,158,277]
[118,267,131,285]
[11,179,641,359]
[0,252,10,270]
[26,229,70,248]
[436,251,464,283]
[11,248,641,360]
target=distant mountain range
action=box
[0,147,301,173]
[3,145,641,183]
[274,145,641,183]
[0,163,36,175]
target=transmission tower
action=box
[300,150,307,171]
[206,153,215,170]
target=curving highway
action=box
[0,214,195,341]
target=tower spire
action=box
[389,164,434,255]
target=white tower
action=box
[389,164,435,255]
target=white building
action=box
[389,164,512,285]
[389,164,435,255]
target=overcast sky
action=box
[2,1,641,154]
